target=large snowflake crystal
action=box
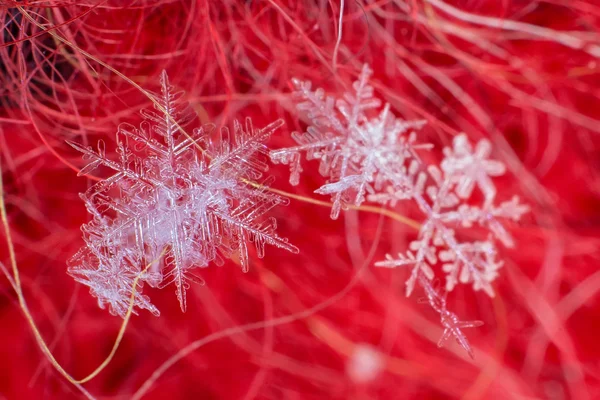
[67,71,298,316]
[373,134,529,297]
[270,64,431,219]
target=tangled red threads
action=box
[1,2,599,400]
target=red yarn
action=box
[1,1,599,399]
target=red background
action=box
[1,1,599,399]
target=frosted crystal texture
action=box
[270,64,431,219]
[68,71,298,316]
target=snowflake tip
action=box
[438,314,484,359]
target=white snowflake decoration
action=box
[67,71,298,316]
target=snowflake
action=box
[373,134,529,299]
[270,64,431,219]
[372,133,528,355]
[67,71,298,316]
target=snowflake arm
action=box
[439,238,502,297]
[336,64,381,126]
[68,245,159,318]
[441,134,506,202]
[375,249,435,297]
[209,118,284,180]
[139,70,196,146]
[439,196,530,247]
[419,272,483,358]
[438,311,484,359]
[216,195,299,273]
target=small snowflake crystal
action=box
[270,64,431,219]
[372,134,528,298]
[67,71,298,316]
[372,133,528,354]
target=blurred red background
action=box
[1,1,599,399]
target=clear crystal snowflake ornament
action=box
[272,64,529,356]
[67,71,298,316]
